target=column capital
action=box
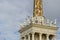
[39,33,42,34]
[46,34,50,36]
[31,32,35,35]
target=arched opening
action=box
[35,33,39,40]
[49,35,54,40]
[21,37,24,40]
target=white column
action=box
[54,35,56,40]
[24,36,26,40]
[47,34,49,40]
[32,33,34,40]
[28,34,30,40]
[39,33,42,40]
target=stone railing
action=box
[20,17,57,29]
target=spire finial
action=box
[33,0,43,17]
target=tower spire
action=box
[33,0,43,17]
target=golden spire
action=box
[33,0,43,17]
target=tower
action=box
[19,0,58,40]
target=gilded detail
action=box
[33,0,43,17]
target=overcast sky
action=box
[0,0,60,40]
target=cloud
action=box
[0,31,20,40]
[43,0,60,18]
[0,0,33,40]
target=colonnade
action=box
[21,32,56,40]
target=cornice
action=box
[19,23,58,33]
